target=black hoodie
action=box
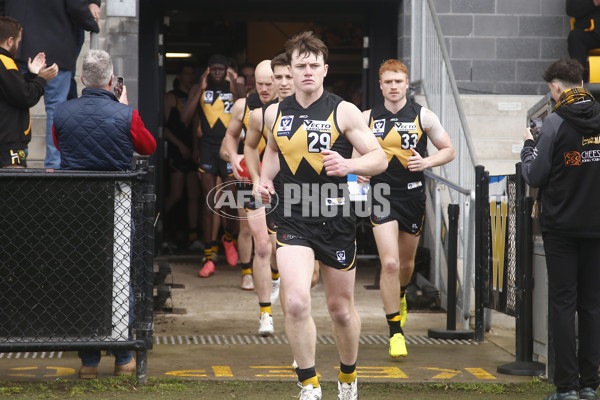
[521,94,600,236]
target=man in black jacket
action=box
[521,59,600,400]
[567,0,600,82]
[0,0,100,169]
[0,16,57,168]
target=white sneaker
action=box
[241,274,254,290]
[258,312,274,337]
[297,383,322,400]
[270,278,281,304]
[337,378,358,400]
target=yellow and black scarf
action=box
[553,87,595,112]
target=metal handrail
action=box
[411,0,478,329]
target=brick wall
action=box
[429,0,570,95]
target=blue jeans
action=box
[79,281,135,367]
[78,350,132,367]
[43,70,71,168]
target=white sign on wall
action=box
[107,0,136,17]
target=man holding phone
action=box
[51,50,155,379]
[52,50,155,171]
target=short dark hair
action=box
[176,63,194,75]
[542,59,584,86]
[270,52,289,70]
[285,31,329,64]
[0,16,22,43]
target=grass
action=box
[0,376,555,399]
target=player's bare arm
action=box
[255,103,280,203]
[323,101,387,177]
[243,109,264,185]
[407,108,455,172]
[219,98,246,179]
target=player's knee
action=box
[328,303,355,327]
[254,239,272,259]
[381,258,400,274]
[285,297,311,320]
[399,261,414,274]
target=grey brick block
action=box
[541,0,567,16]
[452,0,494,14]
[451,37,495,59]
[450,59,472,81]
[438,15,473,36]
[474,15,519,37]
[456,81,496,94]
[497,0,540,15]
[540,38,570,59]
[519,16,568,37]
[107,33,139,57]
[516,60,550,82]
[432,0,451,13]
[497,38,540,60]
[472,60,516,82]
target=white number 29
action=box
[308,131,331,153]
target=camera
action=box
[529,118,542,139]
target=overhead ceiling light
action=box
[166,52,193,58]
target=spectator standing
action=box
[52,50,155,378]
[0,0,100,169]
[521,59,600,400]
[0,16,57,168]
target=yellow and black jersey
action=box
[241,92,263,132]
[273,91,353,221]
[239,93,273,156]
[254,98,278,159]
[198,82,233,148]
[367,101,427,200]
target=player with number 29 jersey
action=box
[273,91,353,222]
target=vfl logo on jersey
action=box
[336,250,346,262]
[394,122,417,132]
[303,120,331,132]
[277,116,294,137]
[203,91,214,103]
[564,151,582,166]
[372,119,386,136]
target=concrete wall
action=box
[431,0,570,95]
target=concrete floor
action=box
[0,255,544,384]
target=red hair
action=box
[379,59,408,80]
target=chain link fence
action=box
[0,159,155,381]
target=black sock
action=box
[386,311,404,337]
[296,366,317,382]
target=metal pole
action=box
[446,204,458,331]
[434,186,441,290]
[474,165,486,342]
[429,204,474,340]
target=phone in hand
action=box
[113,76,124,99]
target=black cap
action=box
[208,54,228,67]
